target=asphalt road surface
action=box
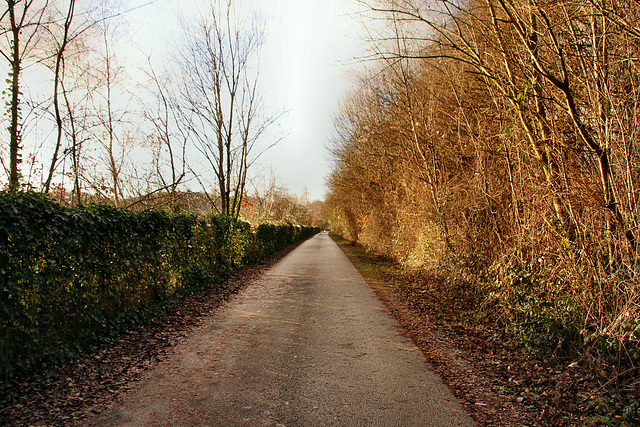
[93,232,476,426]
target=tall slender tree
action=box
[178,0,280,219]
[0,0,49,192]
[42,0,74,193]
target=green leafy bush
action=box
[254,222,315,258]
[0,192,319,393]
[501,269,582,354]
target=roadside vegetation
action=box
[0,191,320,404]
[334,235,638,426]
[0,233,311,426]
[0,0,328,413]
[326,1,640,424]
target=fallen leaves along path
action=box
[334,236,639,427]
[0,242,304,427]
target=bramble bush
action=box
[0,192,319,394]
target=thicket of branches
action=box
[326,0,640,374]
[242,174,327,228]
[0,0,289,220]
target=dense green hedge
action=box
[255,222,317,257]
[0,192,319,393]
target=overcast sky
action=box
[250,0,366,201]
[129,0,369,200]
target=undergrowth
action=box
[332,234,640,425]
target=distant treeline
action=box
[0,192,319,394]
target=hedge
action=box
[254,221,317,257]
[0,192,319,393]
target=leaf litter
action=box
[335,238,639,427]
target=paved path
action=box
[93,232,476,426]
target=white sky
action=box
[129,0,368,200]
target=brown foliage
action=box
[328,0,640,396]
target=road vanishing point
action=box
[92,232,476,426]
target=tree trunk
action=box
[8,0,21,193]
[43,0,74,193]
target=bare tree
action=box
[92,27,128,206]
[0,0,50,192]
[42,0,74,193]
[361,0,640,253]
[178,0,280,220]
[124,62,189,210]
[41,1,156,203]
